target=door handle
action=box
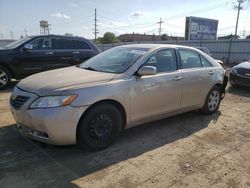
[208,71,214,75]
[173,76,182,81]
[73,51,79,54]
[45,52,53,55]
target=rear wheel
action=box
[202,86,221,114]
[77,103,122,151]
[0,66,11,90]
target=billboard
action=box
[185,17,218,40]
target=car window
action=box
[29,38,43,50]
[56,39,74,49]
[80,47,148,73]
[200,55,212,67]
[41,38,53,50]
[75,40,92,50]
[179,49,202,69]
[143,49,177,73]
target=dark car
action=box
[229,60,250,87]
[0,35,100,89]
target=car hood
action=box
[234,61,250,69]
[17,66,116,95]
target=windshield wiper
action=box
[83,66,97,71]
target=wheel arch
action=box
[0,62,16,78]
[76,99,127,139]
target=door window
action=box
[41,38,53,50]
[143,49,177,73]
[56,39,74,49]
[200,55,212,67]
[29,38,43,50]
[179,49,202,69]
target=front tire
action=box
[77,103,122,151]
[0,66,11,90]
[202,86,221,115]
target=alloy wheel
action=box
[208,90,220,111]
[0,69,8,88]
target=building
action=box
[118,33,184,42]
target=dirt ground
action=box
[0,83,250,188]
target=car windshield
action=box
[80,47,148,73]
[5,37,32,49]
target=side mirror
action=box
[137,66,157,76]
[23,43,33,51]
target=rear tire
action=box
[202,86,221,115]
[0,66,11,90]
[77,103,122,151]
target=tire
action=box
[77,103,122,151]
[201,86,221,115]
[0,66,11,90]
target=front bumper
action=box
[10,87,88,145]
[230,72,250,87]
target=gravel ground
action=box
[0,84,250,188]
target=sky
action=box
[0,0,250,40]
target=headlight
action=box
[30,95,77,109]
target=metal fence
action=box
[97,39,250,65]
[1,39,249,65]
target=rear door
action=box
[73,39,97,64]
[177,48,212,108]
[44,38,75,71]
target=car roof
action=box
[28,34,88,40]
[117,43,199,51]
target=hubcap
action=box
[88,113,113,142]
[0,69,8,87]
[208,90,220,111]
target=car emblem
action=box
[245,73,250,77]
[11,93,17,100]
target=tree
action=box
[246,35,250,39]
[101,32,120,44]
[161,34,168,40]
[218,34,240,40]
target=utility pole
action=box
[10,31,13,40]
[157,18,164,36]
[242,28,246,39]
[93,8,98,42]
[24,28,28,37]
[234,0,246,36]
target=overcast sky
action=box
[0,0,250,40]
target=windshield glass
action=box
[5,37,32,49]
[80,47,148,73]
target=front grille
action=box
[10,95,30,110]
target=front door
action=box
[130,48,182,124]
[15,37,56,77]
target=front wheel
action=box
[77,103,122,151]
[202,86,221,115]
[0,66,11,90]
